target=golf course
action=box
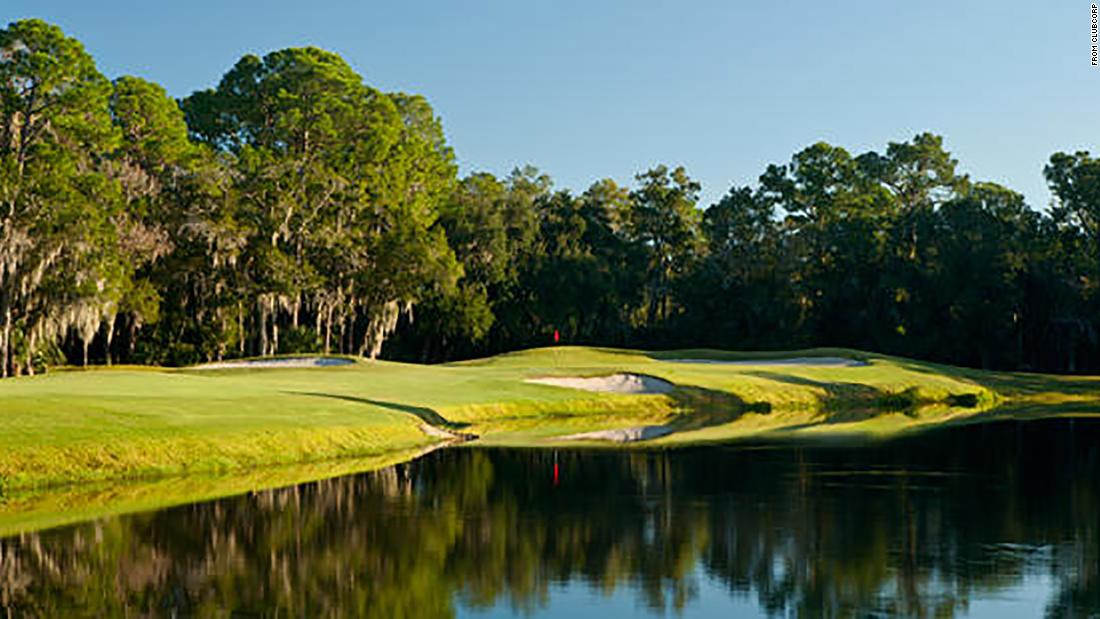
[2,346,1099,494]
[6,9,1100,616]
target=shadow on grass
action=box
[976,400,1100,419]
[656,378,934,438]
[663,386,770,432]
[587,372,1098,443]
[643,347,872,364]
[883,357,1100,398]
[745,371,925,418]
[747,371,883,404]
[969,370,1100,397]
[288,391,471,431]
[742,371,985,425]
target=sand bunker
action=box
[193,357,355,370]
[525,373,674,395]
[667,356,867,367]
[558,425,673,443]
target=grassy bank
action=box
[0,445,441,538]
[1,346,1098,493]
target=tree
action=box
[1045,151,1100,370]
[110,75,234,365]
[929,183,1036,368]
[680,186,795,348]
[759,142,893,347]
[524,182,639,344]
[627,165,704,331]
[1046,151,1100,267]
[180,47,460,359]
[100,75,206,364]
[0,19,121,375]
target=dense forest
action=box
[2,18,1099,376]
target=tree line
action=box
[2,18,1099,376]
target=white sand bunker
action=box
[525,373,674,394]
[193,357,355,370]
[558,425,672,443]
[667,356,867,367]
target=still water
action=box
[1,419,1098,617]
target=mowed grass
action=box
[1,346,1098,492]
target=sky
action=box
[7,1,1099,209]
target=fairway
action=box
[2,346,1099,491]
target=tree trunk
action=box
[324,309,332,354]
[1015,311,1024,370]
[25,331,34,376]
[128,317,139,361]
[259,297,269,357]
[344,316,353,355]
[1,303,10,379]
[104,313,116,366]
[238,301,245,356]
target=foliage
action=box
[2,19,1100,374]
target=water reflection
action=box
[1,420,1098,617]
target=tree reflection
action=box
[1,420,1098,617]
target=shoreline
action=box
[1,346,1097,493]
[2,412,1096,539]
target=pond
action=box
[1,419,1098,617]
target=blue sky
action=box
[7,1,1098,208]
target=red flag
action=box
[553,329,560,343]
